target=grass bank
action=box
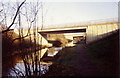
[42,46,81,76]
[86,30,119,76]
[42,30,119,77]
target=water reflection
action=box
[7,47,63,76]
[8,62,51,76]
[47,47,63,57]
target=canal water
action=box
[7,47,63,76]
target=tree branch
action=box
[0,9,3,13]
[12,34,32,42]
[0,0,26,34]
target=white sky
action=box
[0,0,120,2]
[0,0,119,28]
[40,2,118,28]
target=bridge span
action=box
[38,22,118,46]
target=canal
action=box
[5,47,63,76]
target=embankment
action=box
[42,30,119,77]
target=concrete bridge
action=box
[12,18,119,58]
[38,21,118,46]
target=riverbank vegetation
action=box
[1,1,46,77]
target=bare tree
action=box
[0,0,26,33]
[2,0,47,77]
[13,1,43,77]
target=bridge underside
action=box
[38,29,86,34]
[38,28,86,47]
